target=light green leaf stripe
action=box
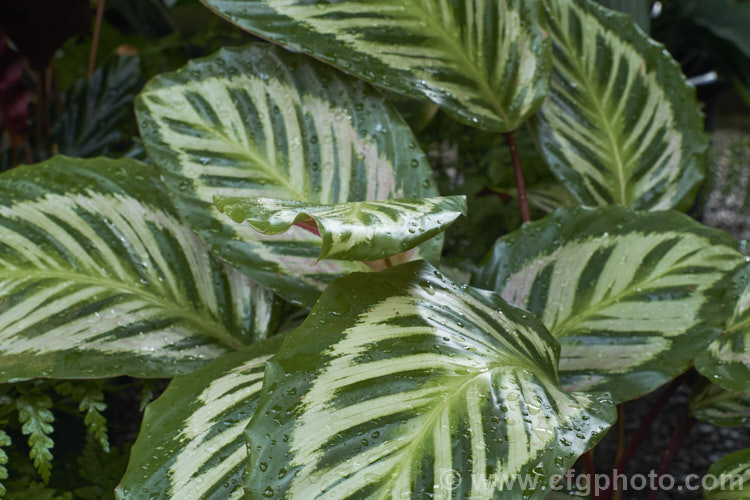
[473,206,743,403]
[116,336,283,500]
[245,261,615,499]
[200,0,552,132]
[536,0,707,210]
[136,43,439,307]
[0,157,279,382]
[696,265,750,394]
[215,195,467,262]
[705,448,750,499]
[690,381,750,428]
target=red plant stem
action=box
[88,0,106,77]
[645,417,696,500]
[504,131,531,223]
[600,373,688,500]
[582,451,599,499]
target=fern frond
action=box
[0,429,11,496]
[55,381,109,452]
[16,393,54,482]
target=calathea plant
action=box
[1,0,750,498]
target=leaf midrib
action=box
[549,260,705,339]
[144,92,308,202]
[379,362,548,496]
[407,1,509,124]
[2,269,244,350]
[555,15,629,205]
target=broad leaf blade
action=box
[199,0,552,132]
[215,195,467,261]
[136,43,439,307]
[705,448,750,499]
[690,381,750,428]
[473,206,743,402]
[0,156,279,382]
[246,261,615,499]
[536,0,707,210]
[696,265,750,394]
[116,336,283,500]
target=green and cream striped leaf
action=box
[705,448,750,499]
[200,0,552,132]
[690,381,750,428]
[472,206,743,403]
[116,336,282,500]
[245,261,615,499]
[696,264,750,394]
[215,195,467,262]
[136,43,439,308]
[0,156,279,382]
[535,0,707,210]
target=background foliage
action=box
[1,0,750,499]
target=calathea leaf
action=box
[690,380,750,428]
[116,336,283,500]
[0,156,279,382]
[245,261,615,499]
[136,43,440,307]
[215,195,467,262]
[199,0,552,132]
[472,206,743,403]
[696,264,750,394]
[705,448,750,499]
[535,0,707,210]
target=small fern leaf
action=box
[55,382,109,452]
[0,429,11,496]
[16,393,55,482]
[79,390,109,453]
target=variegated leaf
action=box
[536,0,707,210]
[245,261,615,499]
[696,264,750,394]
[215,195,467,262]
[705,448,750,499]
[472,206,743,403]
[690,381,750,428]
[136,44,439,307]
[116,336,282,500]
[0,156,279,382]
[200,0,552,132]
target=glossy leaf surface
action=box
[200,0,552,132]
[536,0,707,210]
[136,44,439,307]
[705,448,750,499]
[696,265,750,394]
[215,195,466,261]
[0,157,278,382]
[473,207,743,402]
[246,261,615,499]
[116,337,282,500]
